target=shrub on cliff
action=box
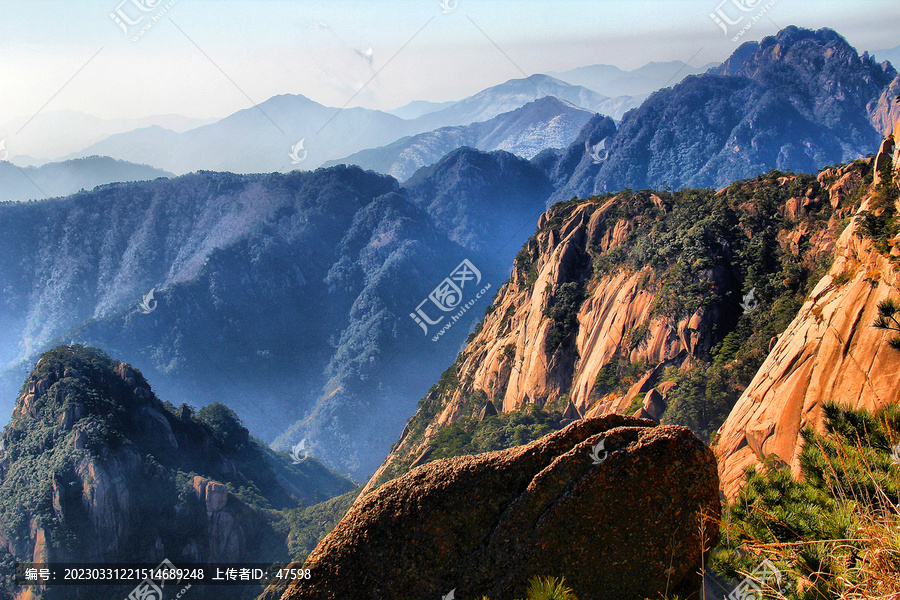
[478,576,579,600]
[856,160,899,255]
[429,405,560,461]
[544,281,586,352]
[713,403,900,598]
[197,402,250,453]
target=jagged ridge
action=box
[368,157,875,491]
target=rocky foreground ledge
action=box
[269,415,719,600]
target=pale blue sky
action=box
[0,0,897,121]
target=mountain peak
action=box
[711,26,885,79]
[1,344,354,569]
[14,345,157,428]
[707,25,895,130]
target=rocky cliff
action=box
[0,345,354,599]
[367,158,872,492]
[868,73,900,137]
[716,116,900,498]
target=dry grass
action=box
[712,404,900,599]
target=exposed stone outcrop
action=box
[819,163,863,210]
[874,130,897,186]
[716,111,900,500]
[561,399,582,422]
[477,400,498,421]
[0,346,349,577]
[869,73,900,137]
[280,416,719,600]
[716,200,900,499]
[634,388,667,422]
[369,171,854,492]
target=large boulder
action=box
[277,415,719,600]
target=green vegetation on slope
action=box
[712,404,900,598]
[544,281,586,353]
[284,486,363,561]
[571,168,854,441]
[0,345,355,599]
[585,171,836,319]
[428,406,561,461]
[856,157,899,256]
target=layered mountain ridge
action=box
[548,27,898,200]
[0,158,545,480]
[367,151,877,491]
[64,75,630,175]
[0,156,172,203]
[323,96,594,182]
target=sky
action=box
[0,0,898,123]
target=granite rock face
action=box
[716,117,900,499]
[279,416,719,600]
[369,168,853,492]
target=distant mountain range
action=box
[873,44,900,67]
[407,74,637,130]
[0,156,171,202]
[63,75,634,175]
[548,60,718,97]
[546,27,898,199]
[7,61,710,174]
[385,99,457,120]
[323,96,595,181]
[0,110,215,165]
[50,27,888,197]
[63,95,408,175]
[0,62,710,190]
[384,60,712,121]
